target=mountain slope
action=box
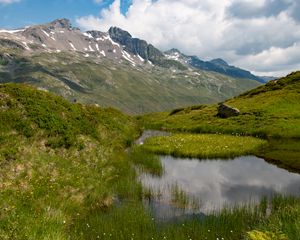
[164,49,266,82]
[0,19,261,114]
[140,71,300,138]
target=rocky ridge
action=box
[0,18,268,81]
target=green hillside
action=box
[140,71,300,171]
[1,82,300,239]
[140,71,300,138]
[0,83,140,239]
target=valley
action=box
[0,18,299,240]
[0,19,262,114]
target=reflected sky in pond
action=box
[140,155,300,219]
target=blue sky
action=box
[0,0,299,76]
[0,0,132,29]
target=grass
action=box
[257,139,300,172]
[0,83,140,239]
[129,146,163,176]
[1,83,300,240]
[142,133,267,159]
[139,71,300,138]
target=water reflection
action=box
[140,155,300,220]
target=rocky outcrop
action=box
[217,103,240,118]
[108,27,164,63]
[49,18,72,29]
[0,39,25,49]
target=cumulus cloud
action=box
[77,0,300,76]
[0,0,21,4]
[227,0,292,19]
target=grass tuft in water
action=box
[142,133,267,159]
[130,146,164,176]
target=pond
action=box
[137,131,300,221]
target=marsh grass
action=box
[170,183,190,209]
[142,133,267,159]
[130,146,163,176]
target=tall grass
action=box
[130,146,163,176]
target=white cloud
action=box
[0,0,21,4]
[77,0,300,76]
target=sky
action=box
[1,0,300,77]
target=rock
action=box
[217,103,240,118]
[86,30,106,39]
[0,39,25,49]
[108,26,164,63]
[50,18,72,29]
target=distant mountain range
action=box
[0,18,263,113]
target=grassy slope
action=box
[0,84,300,239]
[0,83,140,239]
[140,71,300,138]
[0,48,260,114]
[139,72,300,170]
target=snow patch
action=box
[95,43,99,51]
[84,53,89,58]
[41,30,50,37]
[69,42,77,51]
[103,35,120,47]
[83,32,94,39]
[100,50,106,57]
[88,45,94,52]
[59,30,64,33]
[137,55,144,62]
[113,49,116,53]
[0,29,24,34]
[22,42,30,50]
[42,44,47,48]
[56,50,61,53]
[122,51,136,66]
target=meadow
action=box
[141,133,267,159]
[139,72,300,139]
[0,83,300,239]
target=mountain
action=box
[259,76,277,82]
[0,18,261,114]
[164,49,266,83]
